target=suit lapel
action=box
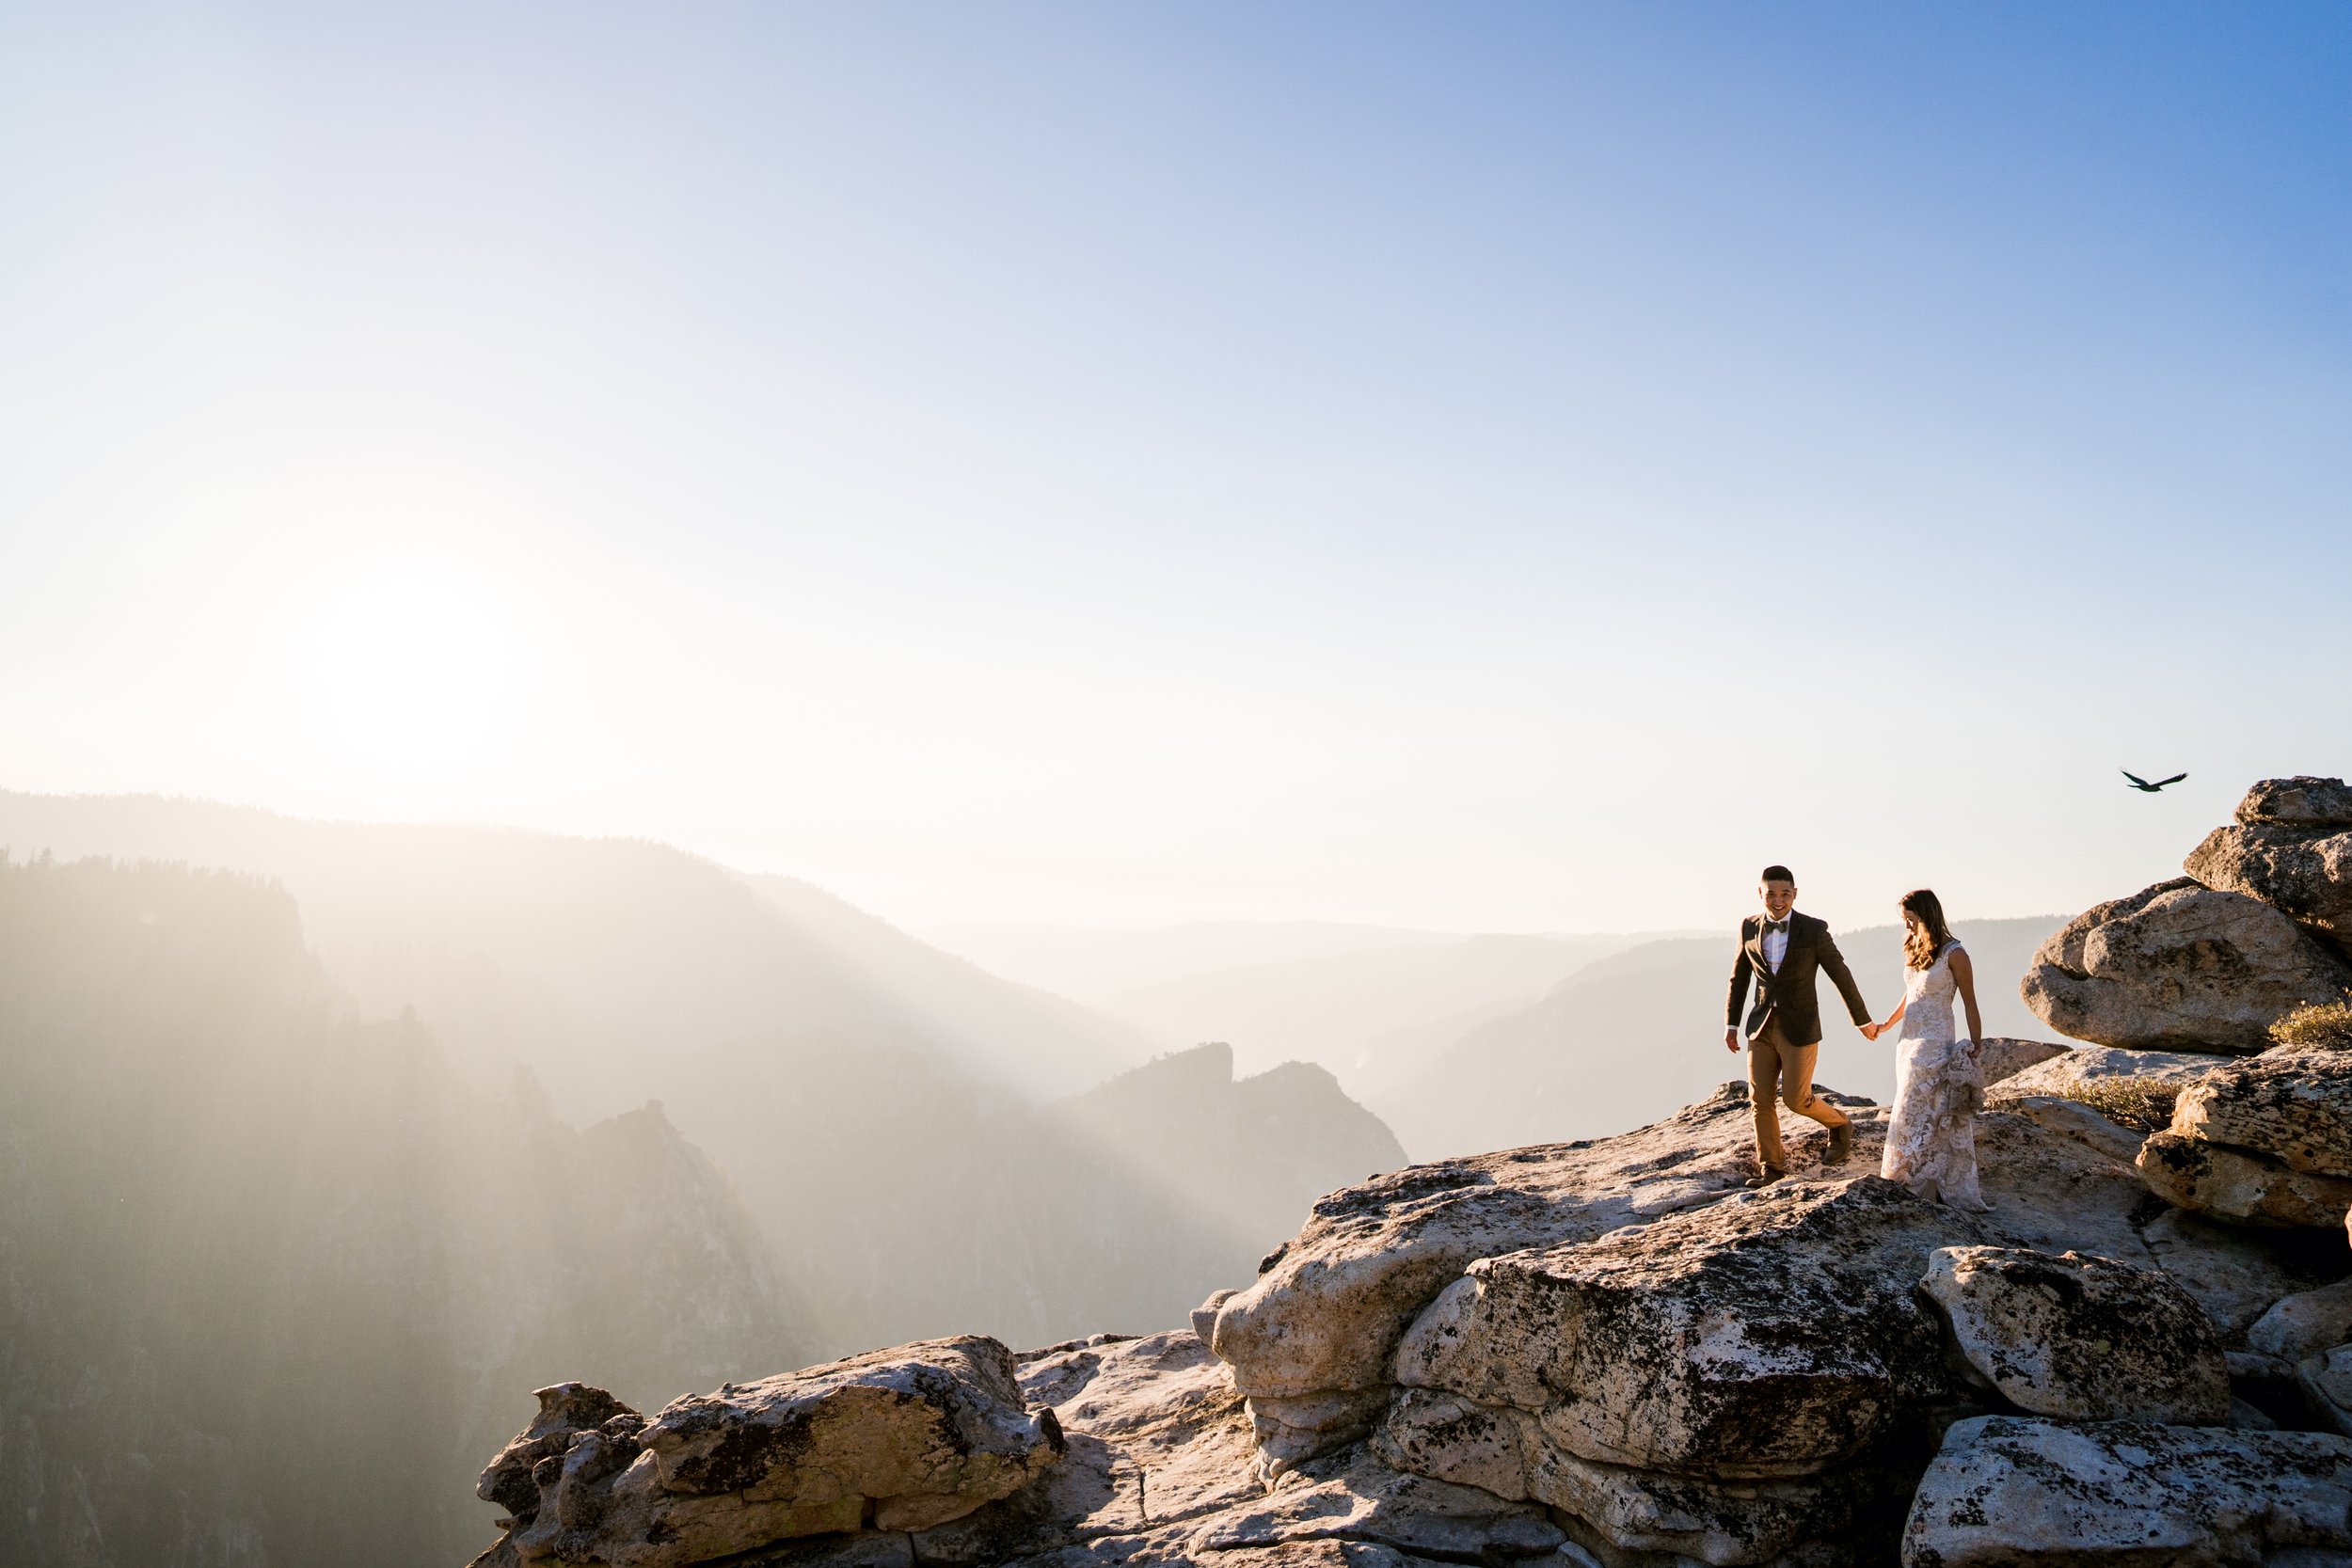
[1756,912,1802,978]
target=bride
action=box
[1861,888,1990,1210]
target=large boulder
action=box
[2138,1207,2345,1342]
[641,1338,1062,1534]
[1918,1246,2228,1422]
[1389,1179,1979,1478]
[2249,1278,2352,1363]
[2187,823,2352,958]
[1205,1086,1775,1470]
[476,1384,646,1527]
[2173,1047,2352,1178]
[1900,1416,2352,1567]
[2235,776,2352,832]
[2297,1345,2352,1439]
[469,1338,1066,1568]
[1376,1178,1980,1566]
[2137,1131,2352,1228]
[2021,879,2352,1053]
[2136,1048,2352,1230]
[1374,1388,1905,1568]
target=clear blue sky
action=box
[1,2,2345,931]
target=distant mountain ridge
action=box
[1362,915,2071,1159]
[925,918,1479,1000]
[930,917,1706,1080]
[0,792,1151,1117]
[0,790,1409,1355]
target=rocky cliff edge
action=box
[464,778,2352,1568]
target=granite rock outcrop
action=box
[2187,822,2352,957]
[2021,879,2351,1053]
[2136,1047,2352,1229]
[469,1338,1067,1568]
[2236,776,2352,831]
[1901,1416,2352,1567]
[2022,778,2352,1053]
[2187,776,2352,958]
[1918,1246,2227,1423]
[466,1079,2352,1568]
[461,779,2352,1568]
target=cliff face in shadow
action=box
[687,1039,1403,1355]
[1053,1042,1406,1261]
[0,858,806,1568]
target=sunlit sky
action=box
[3,3,2347,933]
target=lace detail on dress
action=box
[1879,941,1987,1210]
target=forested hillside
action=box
[0,857,803,1568]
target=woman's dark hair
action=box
[1900,888,1954,970]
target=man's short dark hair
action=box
[1760,864,1795,884]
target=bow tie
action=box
[1763,920,1788,934]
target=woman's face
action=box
[1902,911,1921,937]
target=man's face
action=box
[1760,880,1797,919]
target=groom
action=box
[1724,865,1871,1186]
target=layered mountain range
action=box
[0,787,2089,1567]
[0,796,1402,1567]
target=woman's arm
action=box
[1862,998,1907,1040]
[1951,946,1984,1042]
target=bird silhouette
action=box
[2122,769,2187,793]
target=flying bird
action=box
[2122,769,2186,793]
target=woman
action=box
[1861,889,1989,1210]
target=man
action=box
[1724,865,1870,1187]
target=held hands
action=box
[1859,1022,1885,1042]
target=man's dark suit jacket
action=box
[1725,911,1871,1048]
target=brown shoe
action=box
[1826,1123,1854,1165]
[1744,1165,1787,1189]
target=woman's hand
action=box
[1860,1022,1883,1041]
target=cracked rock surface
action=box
[468,1338,1066,1568]
[461,1086,2352,1568]
[1901,1416,2352,1567]
[2136,1048,2352,1230]
[1919,1246,2228,1422]
[2020,879,2352,1053]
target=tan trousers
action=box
[1748,1014,1848,1170]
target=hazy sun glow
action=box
[293,572,537,801]
[0,3,2345,930]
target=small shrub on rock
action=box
[2058,1078,2183,1132]
[2272,1001,2352,1053]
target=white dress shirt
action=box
[1761,914,1793,973]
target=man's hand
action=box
[1724,1026,1740,1053]
[1859,1022,1883,1042]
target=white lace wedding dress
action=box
[1880,941,1988,1209]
